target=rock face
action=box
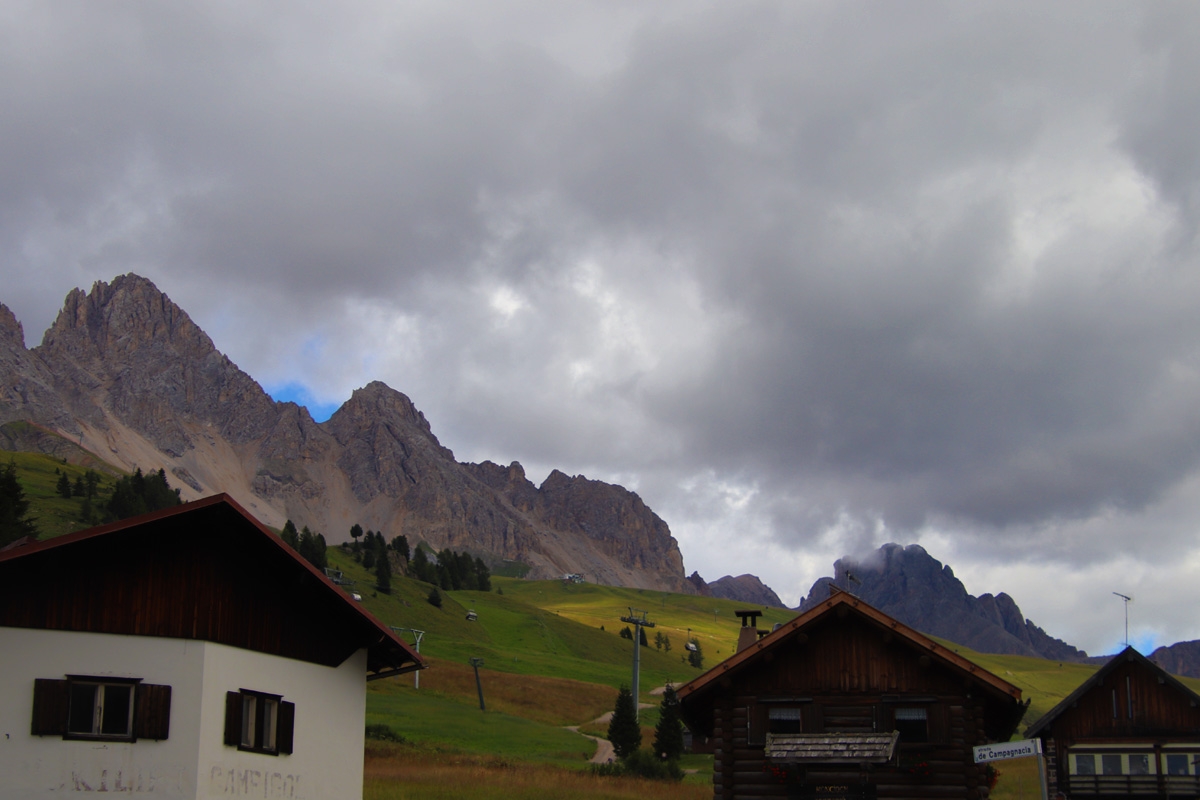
[797,543,1088,662]
[707,574,786,608]
[1150,641,1200,679]
[0,275,694,592]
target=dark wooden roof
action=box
[766,732,899,764]
[1025,646,1200,738]
[678,590,1023,705]
[0,494,424,679]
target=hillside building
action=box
[1026,646,1200,799]
[0,494,424,799]
[678,588,1027,799]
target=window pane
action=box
[1129,754,1150,775]
[894,707,928,743]
[68,684,98,734]
[1102,754,1123,775]
[1167,754,1190,776]
[768,707,801,734]
[99,685,132,736]
[894,707,927,720]
[241,696,256,747]
[262,699,277,750]
[1075,754,1096,775]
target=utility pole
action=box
[1113,593,1132,649]
[391,627,425,688]
[619,608,655,720]
[469,657,486,711]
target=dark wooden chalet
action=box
[678,589,1027,800]
[0,493,423,679]
[1026,646,1200,799]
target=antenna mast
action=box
[1113,592,1132,649]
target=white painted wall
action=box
[196,641,367,800]
[0,627,369,800]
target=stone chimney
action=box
[735,610,763,653]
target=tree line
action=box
[1,461,181,547]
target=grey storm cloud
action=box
[2,0,1200,652]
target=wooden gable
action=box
[1027,647,1200,740]
[0,495,423,678]
[678,591,1026,742]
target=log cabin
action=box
[0,494,424,799]
[677,589,1028,800]
[1026,646,1200,799]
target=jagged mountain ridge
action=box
[0,275,691,592]
[798,543,1089,662]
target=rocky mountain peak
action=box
[0,304,25,349]
[800,543,1088,662]
[708,574,786,607]
[326,381,453,459]
[40,274,217,363]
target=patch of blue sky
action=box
[266,381,340,423]
[1099,630,1162,658]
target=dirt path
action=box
[570,703,656,764]
[565,726,616,764]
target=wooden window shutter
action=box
[31,679,69,736]
[803,704,824,734]
[224,691,242,747]
[747,705,766,746]
[134,684,172,740]
[277,701,295,755]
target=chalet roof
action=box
[766,732,899,764]
[677,590,1023,706]
[1025,646,1200,738]
[0,494,424,679]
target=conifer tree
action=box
[280,519,299,549]
[0,461,38,546]
[375,550,392,594]
[652,685,685,761]
[607,685,642,760]
[56,471,72,499]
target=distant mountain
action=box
[706,574,786,608]
[1150,641,1200,679]
[0,275,694,592]
[797,543,1089,662]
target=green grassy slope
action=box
[4,449,119,539]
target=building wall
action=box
[1,626,369,800]
[1,626,206,799]
[197,640,367,800]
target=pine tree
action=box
[607,685,642,760]
[56,471,72,499]
[391,534,410,561]
[375,550,392,594]
[652,685,685,761]
[280,520,299,549]
[427,586,443,608]
[0,461,38,546]
[639,626,649,647]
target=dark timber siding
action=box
[0,500,396,669]
[1031,650,1200,799]
[685,604,1021,800]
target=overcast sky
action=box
[3,1,1199,656]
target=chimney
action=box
[734,610,763,653]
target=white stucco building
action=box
[0,495,424,799]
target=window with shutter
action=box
[225,689,293,756]
[31,676,170,742]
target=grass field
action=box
[5,449,119,539]
[10,452,1200,799]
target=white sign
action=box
[973,739,1042,763]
